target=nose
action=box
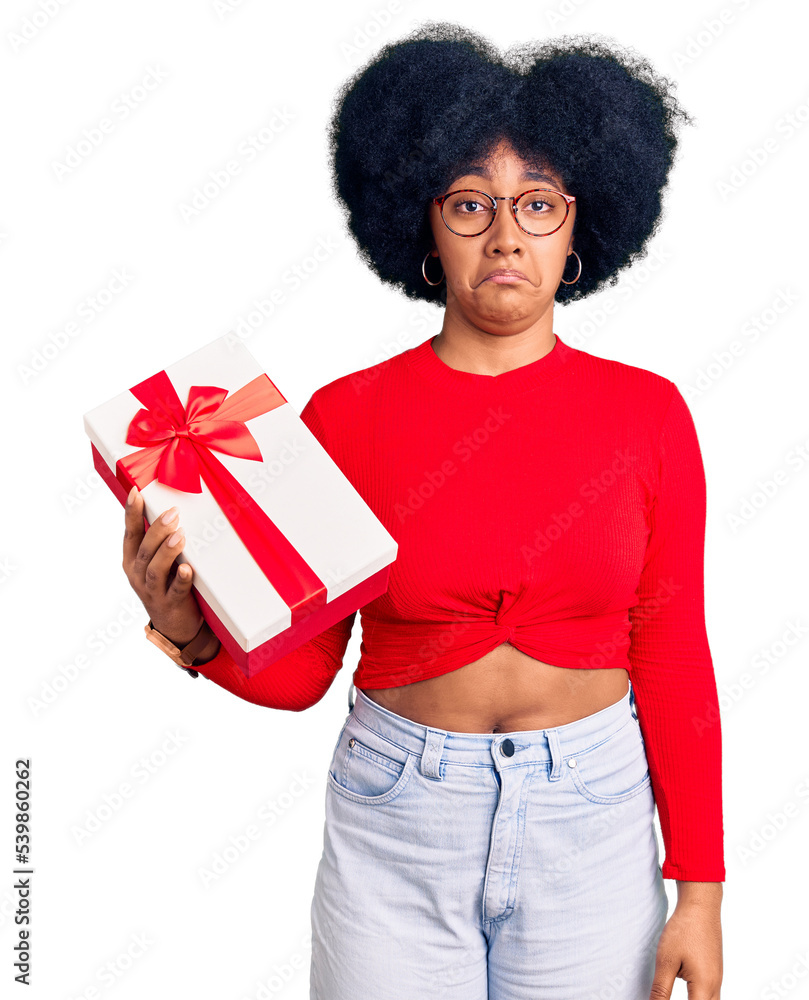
[485,199,525,254]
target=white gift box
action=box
[83,335,398,679]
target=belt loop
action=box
[545,728,563,781]
[348,682,355,712]
[628,679,638,721]
[420,729,447,780]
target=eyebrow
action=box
[453,164,560,186]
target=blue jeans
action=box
[310,678,669,999]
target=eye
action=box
[522,198,552,214]
[449,197,489,215]
[513,190,569,234]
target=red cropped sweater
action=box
[194,332,725,882]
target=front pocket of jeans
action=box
[567,719,652,805]
[328,730,415,805]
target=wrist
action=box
[675,880,723,909]
[145,616,212,673]
[157,620,204,648]
[191,626,221,665]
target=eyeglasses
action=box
[432,188,576,238]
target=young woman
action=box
[121,23,724,999]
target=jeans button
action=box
[500,738,515,757]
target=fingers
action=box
[122,485,146,572]
[120,487,205,647]
[143,524,188,600]
[124,498,182,594]
[124,487,194,601]
[166,555,195,606]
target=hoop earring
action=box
[422,251,444,286]
[560,250,582,285]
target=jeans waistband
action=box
[348,679,637,776]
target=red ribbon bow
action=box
[115,369,326,621]
[121,373,267,493]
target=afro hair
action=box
[327,21,693,306]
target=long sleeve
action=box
[193,610,356,711]
[192,391,356,712]
[627,383,725,881]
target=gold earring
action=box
[560,250,582,285]
[422,251,445,286]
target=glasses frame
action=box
[431,188,576,238]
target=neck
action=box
[432,303,557,377]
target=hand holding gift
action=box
[84,335,398,679]
[121,486,220,664]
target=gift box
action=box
[83,335,398,678]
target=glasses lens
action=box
[440,190,495,236]
[515,190,568,235]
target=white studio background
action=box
[1,1,806,998]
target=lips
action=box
[483,268,529,283]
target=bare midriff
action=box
[358,641,630,734]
